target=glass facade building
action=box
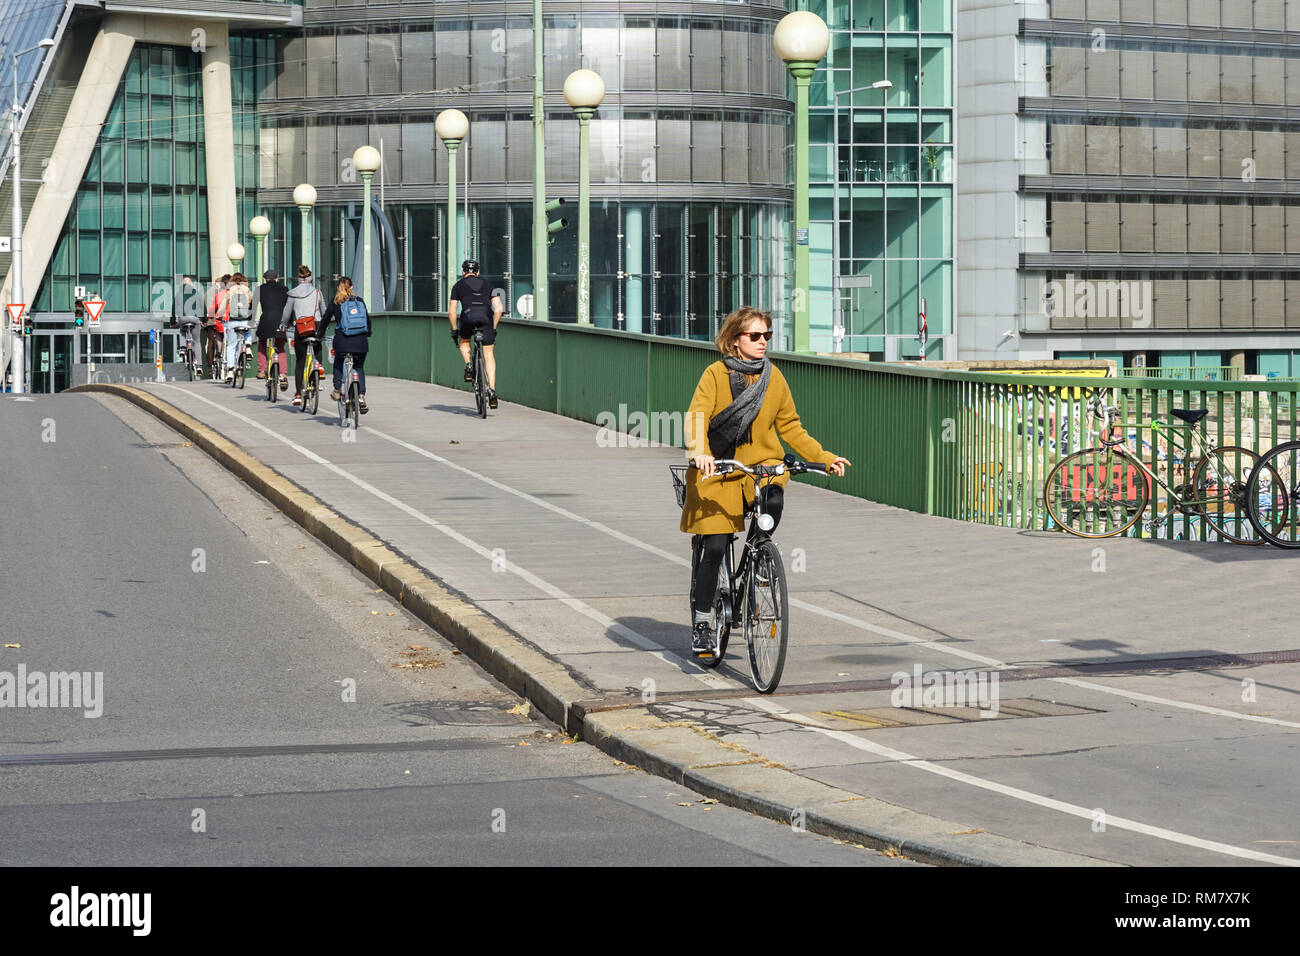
[807,0,955,357]
[959,0,1300,370]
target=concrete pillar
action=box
[1,19,136,306]
[1227,349,1246,378]
[624,205,642,334]
[200,22,238,281]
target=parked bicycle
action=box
[1245,443,1300,548]
[671,455,826,693]
[1043,389,1280,544]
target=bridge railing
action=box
[367,314,1300,539]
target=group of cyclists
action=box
[180,260,847,664]
[179,258,505,415]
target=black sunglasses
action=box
[740,330,773,343]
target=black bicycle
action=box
[229,329,250,389]
[469,329,489,418]
[672,455,827,694]
[179,327,202,382]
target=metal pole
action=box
[788,61,816,353]
[532,0,547,322]
[575,106,593,325]
[10,54,26,393]
[445,140,459,301]
[298,205,312,271]
[360,170,373,304]
[255,235,266,281]
[831,91,842,353]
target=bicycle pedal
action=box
[693,649,716,660]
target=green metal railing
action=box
[1122,365,1240,381]
[364,314,1300,541]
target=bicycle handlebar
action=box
[706,457,829,480]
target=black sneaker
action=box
[691,621,716,657]
[487,388,498,409]
[464,362,473,383]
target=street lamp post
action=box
[435,110,469,307]
[774,12,829,354]
[6,37,54,394]
[227,242,245,275]
[532,0,547,323]
[831,79,891,354]
[292,183,317,271]
[352,146,381,305]
[249,216,270,280]
[564,69,605,326]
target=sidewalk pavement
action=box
[73,376,1300,867]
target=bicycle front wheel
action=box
[1043,447,1149,538]
[1246,441,1300,548]
[1192,445,1267,545]
[744,538,788,694]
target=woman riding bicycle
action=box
[322,276,372,414]
[681,306,850,656]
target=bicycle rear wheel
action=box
[347,380,360,430]
[474,345,488,418]
[744,538,788,694]
[305,364,319,414]
[234,350,246,389]
[267,356,278,402]
[1192,445,1268,544]
[1043,447,1149,538]
[1246,441,1300,548]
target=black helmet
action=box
[461,259,480,273]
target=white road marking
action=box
[743,697,1300,867]
[158,385,738,692]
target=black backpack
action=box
[459,276,493,319]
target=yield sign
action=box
[6,303,23,328]
[85,300,106,326]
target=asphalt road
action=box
[0,394,915,866]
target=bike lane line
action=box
[158,384,739,693]
[742,697,1300,867]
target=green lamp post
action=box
[292,183,317,271]
[564,69,606,326]
[227,242,245,275]
[352,145,382,305]
[774,11,830,353]
[436,109,469,304]
[249,216,270,280]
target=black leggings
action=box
[692,485,784,615]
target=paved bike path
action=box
[103,376,1300,867]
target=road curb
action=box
[75,384,1120,867]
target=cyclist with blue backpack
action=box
[323,276,372,414]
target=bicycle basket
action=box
[669,464,689,509]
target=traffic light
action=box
[74,298,85,328]
[23,317,33,336]
[545,197,569,243]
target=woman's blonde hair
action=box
[715,306,772,357]
[334,276,354,305]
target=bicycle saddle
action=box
[1170,408,1210,425]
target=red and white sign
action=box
[84,300,106,327]
[6,303,23,329]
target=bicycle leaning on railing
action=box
[1042,389,1282,544]
[1245,442,1300,548]
[670,455,827,693]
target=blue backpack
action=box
[339,297,368,335]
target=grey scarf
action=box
[707,355,770,459]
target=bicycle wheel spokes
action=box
[1249,442,1300,548]
[1044,448,1149,538]
[1193,445,1264,544]
[744,540,788,694]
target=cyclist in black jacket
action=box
[322,276,372,413]
[449,259,504,409]
[252,269,289,389]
